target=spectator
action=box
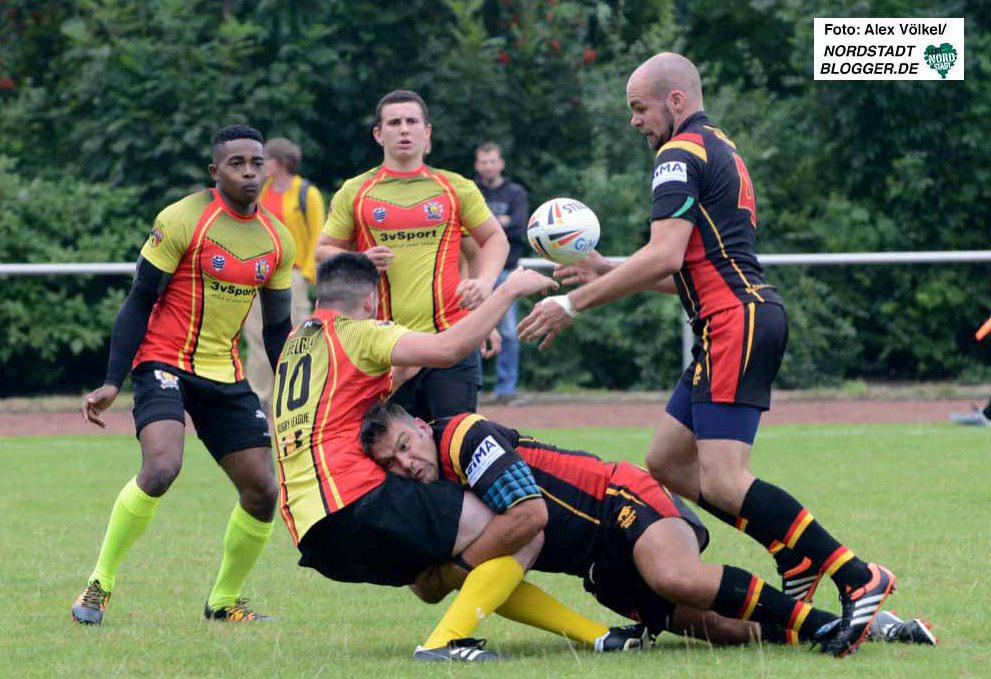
[474,142,529,405]
[244,137,325,413]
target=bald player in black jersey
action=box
[519,52,895,658]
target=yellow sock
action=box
[206,503,274,610]
[422,556,524,649]
[90,477,161,592]
[497,580,608,646]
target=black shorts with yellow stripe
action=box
[581,463,709,635]
[683,302,788,410]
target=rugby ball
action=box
[526,197,600,264]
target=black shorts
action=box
[582,464,709,636]
[296,473,465,587]
[682,302,788,410]
[389,351,481,421]
[131,361,270,460]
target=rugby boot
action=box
[779,556,823,603]
[413,638,501,662]
[203,597,273,622]
[818,563,896,657]
[869,610,937,645]
[594,623,652,652]
[71,579,111,625]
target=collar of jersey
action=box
[211,188,261,222]
[674,110,710,136]
[379,164,428,178]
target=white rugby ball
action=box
[526,197,600,264]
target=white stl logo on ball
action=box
[527,197,601,264]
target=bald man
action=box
[518,52,895,658]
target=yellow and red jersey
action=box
[323,165,492,333]
[272,308,411,545]
[134,189,295,383]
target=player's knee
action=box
[138,461,181,497]
[648,564,706,608]
[241,477,278,514]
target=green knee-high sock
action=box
[207,503,274,610]
[90,477,161,592]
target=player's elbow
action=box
[510,497,548,539]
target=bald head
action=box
[628,52,703,106]
[625,52,704,151]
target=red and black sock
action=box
[712,565,836,644]
[698,493,810,578]
[738,479,871,590]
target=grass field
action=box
[2,423,989,678]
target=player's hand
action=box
[81,384,119,429]
[481,328,502,358]
[502,267,559,299]
[456,278,493,310]
[554,251,614,286]
[518,297,574,350]
[363,245,394,272]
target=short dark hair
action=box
[211,124,264,154]
[374,90,429,127]
[360,401,413,454]
[316,252,380,307]
[475,141,501,157]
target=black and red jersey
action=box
[651,111,782,322]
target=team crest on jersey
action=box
[148,225,165,247]
[254,258,271,282]
[211,254,226,271]
[153,370,179,390]
[372,207,388,222]
[617,505,637,529]
[423,201,444,221]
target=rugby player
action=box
[518,52,896,657]
[315,90,509,421]
[73,125,296,625]
[272,254,647,661]
[360,404,937,650]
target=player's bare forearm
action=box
[472,223,509,290]
[569,242,674,312]
[392,270,557,367]
[569,218,691,311]
[459,498,547,568]
[314,234,350,265]
[650,275,678,295]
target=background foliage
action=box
[1,0,989,394]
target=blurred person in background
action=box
[474,142,529,405]
[244,137,325,414]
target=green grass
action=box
[2,423,989,678]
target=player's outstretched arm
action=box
[391,268,557,368]
[82,256,170,428]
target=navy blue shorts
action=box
[131,361,270,460]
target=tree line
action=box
[1,0,988,395]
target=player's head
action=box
[360,401,439,482]
[315,252,380,317]
[373,90,432,166]
[209,124,266,207]
[264,137,301,177]
[626,52,703,152]
[474,142,505,184]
